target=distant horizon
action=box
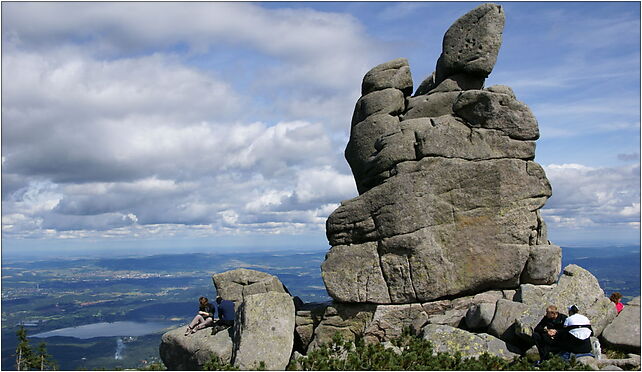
[2,239,640,262]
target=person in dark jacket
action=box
[561,305,593,354]
[212,296,235,334]
[185,296,216,335]
[533,305,567,361]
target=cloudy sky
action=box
[2,2,640,258]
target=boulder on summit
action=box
[212,268,289,305]
[322,2,560,305]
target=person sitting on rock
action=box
[185,296,216,335]
[560,304,594,355]
[533,305,567,361]
[211,296,235,334]
[609,292,624,314]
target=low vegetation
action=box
[286,331,592,371]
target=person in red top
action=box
[610,292,624,314]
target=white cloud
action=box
[541,163,640,230]
[3,2,381,91]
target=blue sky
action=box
[2,2,640,258]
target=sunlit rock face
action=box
[322,3,561,304]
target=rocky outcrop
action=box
[322,2,560,305]
[422,324,519,360]
[212,268,288,304]
[601,296,641,353]
[232,292,296,370]
[159,327,233,370]
[161,268,294,370]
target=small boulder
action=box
[232,292,295,370]
[422,324,519,360]
[363,303,426,343]
[521,244,562,285]
[487,299,529,345]
[361,58,413,96]
[435,3,505,83]
[160,326,233,370]
[465,302,496,330]
[212,268,288,305]
[601,296,641,353]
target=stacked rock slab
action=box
[322,2,561,304]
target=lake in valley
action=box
[31,321,178,339]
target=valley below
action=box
[1,246,639,370]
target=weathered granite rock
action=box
[322,243,390,303]
[363,303,426,343]
[601,296,641,353]
[212,268,288,304]
[596,354,641,370]
[600,365,623,371]
[325,156,551,303]
[294,304,327,353]
[453,89,540,140]
[520,244,561,285]
[434,3,505,84]
[401,116,536,160]
[323,4,559,304]
[577,356,599,370]
[422,324,519,360]
[160,326,233,370]
[465,302,496,330]
[361,58,413,96]
[488,299,529,346]
[232,292,295,370]
[403,91,460,119]
[307,303,376,352]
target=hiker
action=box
[212,296,235,334]
[185,296,216,335]
[610,292,624,314]
[533,305,567,361]
[560,305,593,355]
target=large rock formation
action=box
[159,4,639,370]
[322,2,560,304]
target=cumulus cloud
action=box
[2,2,382,243]
[2,2,381,91]
[541,163,640,230]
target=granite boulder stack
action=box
[323,3,561,304]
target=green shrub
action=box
[202,356,238,371]
[288,330,592,371]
